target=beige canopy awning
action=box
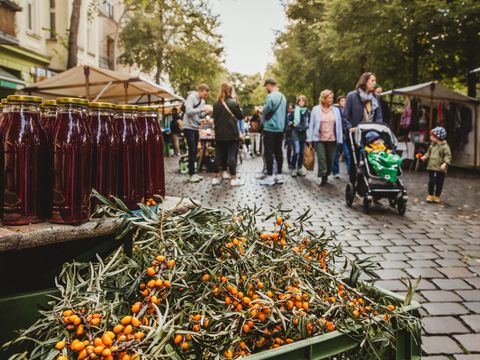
[382,81,477,104]
[21,64,183,104]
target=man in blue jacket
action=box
[260,78,287,186]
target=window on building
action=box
[26,0,34,32]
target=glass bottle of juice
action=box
[2,95,47,225]
[50,98,92,225]
[0,98,10,132]
[137,106,165,199]
[88,102,118,204]
[40,100,57,139]
[113,104,144,209]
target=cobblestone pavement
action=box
[165,154,480,359]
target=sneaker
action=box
[212,178,221,186]
[259,175,275,186]
[188,174,202,183]
[432,196,441,204]
[334,174,341,179]
[230,178,245,187]
[426,195,433,203]
[297,168,307,177]
[274,174,284,184]
[291,170,298,177]
[222,171,231,180]
[255,173,266,180]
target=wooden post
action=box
[429,82,436,131]
[124,81,128,103]
[84,66,90,101]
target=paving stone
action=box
[422,316,469,334]
[408,260,438,268]
[374,280,407,292]
[465,277,480,289]
[455,290,480,301]
[387,245,412,253]
[460,315,480,332]
[407,252,439,260]
[375,269,406,280]
[406,267,444,279]
[423,303,469,316]
[422,357,450,360]
[432,279,472,290]
[453,334,480,352]
[380,261,408,269]
[453,355,480,360]
[422,336,463,354]
[438,267,477,278]
[435,259,467,267]
[464,302,480,313]
[421,290,462,302]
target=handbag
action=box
[304,144,315,171]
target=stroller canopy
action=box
[355,123,398,148]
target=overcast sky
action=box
[210,0,288,75]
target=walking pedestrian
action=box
[421,127,452,204]
[170,107,182,156]
[249,109,262,156]
[259,78,287,186]
[211,83,245,187]
[308,89,343,186]
[344,72,383,181]
[291,95,310,177]
[183,83,212,183]
[332,96,350,178]
[285,103,295,172]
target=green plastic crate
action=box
[0,286,420,359]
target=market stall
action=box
[21,64,184,106]
[383,81,480,169]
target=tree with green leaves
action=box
[273,0,480,101]
[120,0,224,96]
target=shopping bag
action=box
[304,144,315,171]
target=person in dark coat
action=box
[343,72,383,181]
[211,83,245,187]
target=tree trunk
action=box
[67,0,82,69]
[113,6,129,71]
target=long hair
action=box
[356,72,376,92]
[296,95,308,107]
[217,83,233,102]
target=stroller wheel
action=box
[397,197,407,216]
[389,197,396,208]
[345,183,355,207]
[363,197,372,214]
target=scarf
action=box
[357,89,379,122]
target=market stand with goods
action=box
[0,200,421,359]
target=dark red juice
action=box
[40,100,57,140]
[137,106,165,198]
[114,105,143,209]
[2,95,46,225]
[88,102,118,205]
[50,98,92,225]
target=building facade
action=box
[0,0,124,98]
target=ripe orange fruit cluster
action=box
[145,198,157,206]
[225,237,247,255]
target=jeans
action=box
[314,141,337,177]
[285,138,294,169]
[292,140,306,170]
[428,170,446,196]
[184,128,199,176]
[332,142,351,175]
[263,131,284,176]
[215,140,239,176]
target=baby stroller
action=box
[345,123,408,215]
